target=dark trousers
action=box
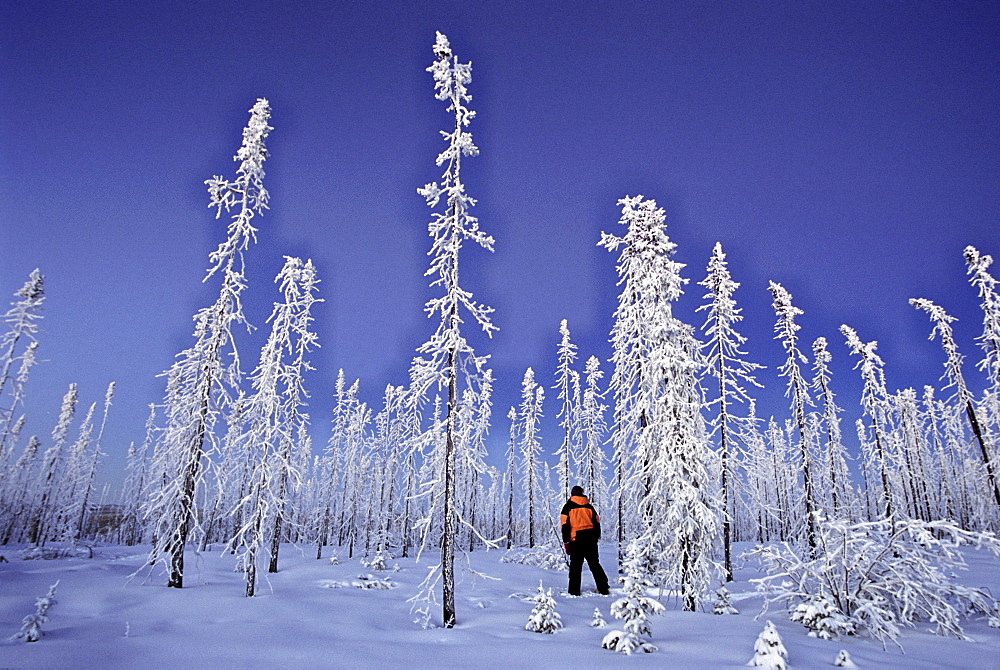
[568,538,609,595]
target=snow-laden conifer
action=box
[144,99,272,588]
[769,282,819,549]
[70,382,114,543]
[577,356,609,516]
[591,606,607,628]
[525,581,563,633]
[409,31,496,629]
[601,540,664,654]
[699,242,763,580]
[713,585,739,615]
[834,649,858,668]
[1,435,40,544]
[811,337,854,519]
[13,581,57,643]
[30,384,77,545]
[841,325,895,520]
[0,269,44,452]
[602,195,720,609]
[601,195,685,560]
[503,406,517,549]
[789,594,855,640]
[965,246,1000,386]
[519,368,544,548]
[910,298,1000,508]
[747,621,787,669]
[553,320,580,500]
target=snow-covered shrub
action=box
[500,546,568,572]
[602,542,664,654]
[834,649,857,667]
[362,552,389,571]
[713,586,739,615]
[790,595,855,639]
[14,581,58,642]
[747,515,1000,645]
[591,607,607,628]
[20,545,92,560]
[328,555,340,566]
[747,621,787,669]
[525,582,563,634]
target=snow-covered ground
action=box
[1,541,998,668]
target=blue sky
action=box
[2,1,998,487]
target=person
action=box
[560,485,610,596]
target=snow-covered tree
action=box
[408,31,497,628]
[144,99,272,588]
[577,356,609,516]
[591,607,608,628]
[525,581,563,633]
[553,319,580,500]
[911,298,1000,509]
[713,585,739,615]
[750,514,1000,645]
[834,649,858,668]
[769,282,819,549]
[747,621,787,669]
[965,246,1000,387]
[699,242,762,580]
[503,406,517,549]
[841,325,894,520]
[29,384,77,545]
[0,269,44,453]
[14,581,58,643]
[519,368,544,548]
[810,337,853,520]
[790,594,855,640]
[602,195,719,609]
[601,540,664,654]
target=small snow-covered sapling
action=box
[526,581,563,634]
[747,620,787,670]
[713,586,739,615]
[834,649,858,667]
[591,607,607,628]
[14,581,59,643]
[790,595,854,639]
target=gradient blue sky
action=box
[2,1,998,488]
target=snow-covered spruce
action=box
[0,268,44,459]
[14,581,58,642]
[591,607,607,628]
[834,649,858,668]
[602,195,721,610]
[713,586,739,615]
[525,582,563,634]
[748,514,1000,645]
[408,30,497,629]
[143,98,272,589]
[789,594,854,639]
[747,621,788,669]
[699,242,763,581]
[602,541,664,654]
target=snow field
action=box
[1,541,998,669]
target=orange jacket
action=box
[560,495,601,542]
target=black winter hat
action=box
[571,485,584,496]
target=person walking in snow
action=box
[560,485,610,596]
